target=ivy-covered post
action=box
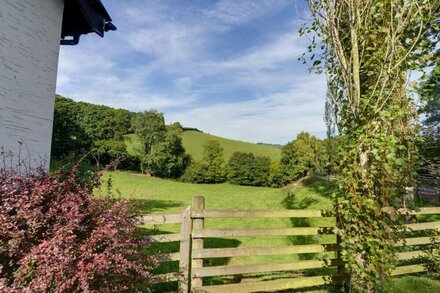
[303,1,440,291]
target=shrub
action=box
[0,166,155,292]
[181,161,207,183]
[146,132,191,178]
[227,152,271,186]
[269,160,291,187]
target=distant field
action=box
[125,130,281,161]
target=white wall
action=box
[0,0,64,170]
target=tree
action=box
[167,122,184,136]
[269,160,291,187]
[51,96,134,170]
[419,64,440,143]
[281,132,324,180]
[201,140,227,183]
[91,139,127,169]
[305,1,439,290]
[322,136,341,175]
[181,140,227,183]
[51,96,88,157]
[418,63,440,182]
[228,152,271,186]
[131,110,167,156]
[146,132,190,178]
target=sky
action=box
[56,0,327,145]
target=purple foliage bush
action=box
[0,166,155,292]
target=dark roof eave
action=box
[61,0,116,45]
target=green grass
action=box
[102,172,336,266]
[385,276,440,293]
[100,171,440,291]
[125,130,281,161]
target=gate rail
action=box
[139,197,440,292]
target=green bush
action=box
[146,133,191,178]
[269,160,292,187]
[181,161,207,183]
[227,152,271,186]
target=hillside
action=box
[182,130,281,160]
[125,130,281,161]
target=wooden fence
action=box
[139,196,440,292]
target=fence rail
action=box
[142,199,440,292]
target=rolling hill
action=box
[125,130,281,161]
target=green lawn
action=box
[100,171,440,291]
[125,130,281,161]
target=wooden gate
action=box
[138,197,440,292]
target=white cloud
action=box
[219,32,305,70]
[204,0,288,28]
[56,1,327,143]
[168,74,327,144]
[125,24,204,63]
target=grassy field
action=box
[125,130,281,161]
[101,170,440,291]
[181,130,281,160]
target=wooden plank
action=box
[156,252,180,262]
[151,272,179,284]
[405,221,440,231]
[145,233,181,243]
[136,213,182,225]
[401,236,436,246]
[191,209,333,218]
[399,207,440,215]
[192,275,347,293]
[178,206,191,293]
[392,264,426,276]
[191,196,205,289]
[192,227,335,238]
[192,258,340,278]
[192,243,339,259]
[397,250,426,260]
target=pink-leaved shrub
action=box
[0,165,156,292]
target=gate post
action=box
[178,206,191,293]
[191,196,205,289]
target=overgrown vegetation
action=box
[305,0,440,291]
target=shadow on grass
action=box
[282,178,337,262]
[301,177,337,199]
[137,227,241,289]
[204,238,242,267]
[130,198,183,214]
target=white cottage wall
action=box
[0,0,64,170]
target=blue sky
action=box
[56,0,327,144]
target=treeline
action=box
[52,95,340,187]
[181,132,339,187]
[51,96,190,174]
[52,95,135,169]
